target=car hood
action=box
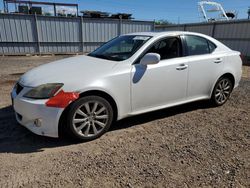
[19,55,118,88]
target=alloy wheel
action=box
[214,78,232,105]
[72,101,109,137]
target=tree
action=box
[155,19,173,25]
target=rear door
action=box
[184,35,224,99]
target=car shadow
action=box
[112,100,214,131]
[0,100,214,154]
[0,106,73,153]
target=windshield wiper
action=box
[88,54,108,60]
[89,54,123,61]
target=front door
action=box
[131,37,188,113]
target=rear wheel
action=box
[211,77,233,106]
[67,96,113,141]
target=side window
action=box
[185,35,210,56]
[145,37,182,60]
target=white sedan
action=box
[11,31,242,140]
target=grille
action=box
[15,83,23,95]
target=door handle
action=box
[176,64,188,70]
[214,58,222,64]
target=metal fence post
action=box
[183,24,187,31]
[80,16,84,53]
[118,16,122,36]
[212,22,216,37]
[34,13,41,55]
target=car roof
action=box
[123,31,206,38]
[123,31,231,52]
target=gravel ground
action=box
[0,56,249,187]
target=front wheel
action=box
[67,96,114,141]
[211,77,233,106]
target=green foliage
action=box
[155,19,173,25]
[44,12,52,16]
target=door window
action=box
[185,35,210,55]
[145,37,182,60]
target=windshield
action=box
[88,35,151,61]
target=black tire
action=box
[211,77,233,106]
[66,96,113,141]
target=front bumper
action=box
[11,85,64,138]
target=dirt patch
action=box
[0,80,17,85]
[0,56,249,187]
[242,66,250,78]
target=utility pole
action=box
[248,7,250,19]
[3,0,8,13]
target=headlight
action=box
[23,83,64,99]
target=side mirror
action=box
[140,53,161,66]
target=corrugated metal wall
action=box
[155,20,250,56]
[0,14,154,55]
[0,14,38,54]
[2,14,249,56]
